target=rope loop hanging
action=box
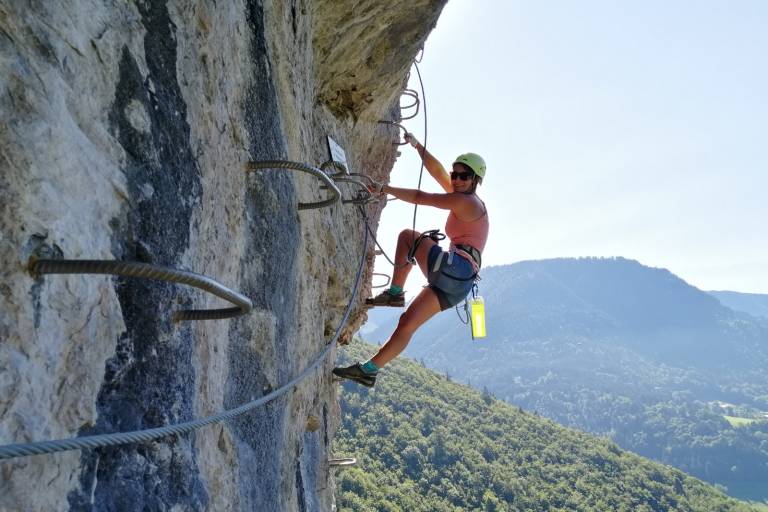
[246,160,341,210]
[28,259,253,321]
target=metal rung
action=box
[333,175,373,205]
[29,259,253,321]
[400,89,420,120]
[0,218,372,461]
[371,273,390,289]
[316,161,377,206]
[348,173,377,188]
[329,457,357,467]
[246,160,341,210]
[377,120,408,146]
[320,160,348,178]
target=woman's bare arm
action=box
[382,185,479,217]
[412,142,452,193]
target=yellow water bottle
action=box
[469,295,486,339]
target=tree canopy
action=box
[333,340,764,512]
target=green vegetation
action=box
[364,258,768,500]
[334,340,762,512]
[724,416,759,428]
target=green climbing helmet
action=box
[453,152,486,179]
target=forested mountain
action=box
[334,340,764,512]
[710,291,768,320]
[363,258,768,502]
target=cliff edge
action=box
[0,1,446,510]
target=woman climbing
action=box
[333,134,489,387]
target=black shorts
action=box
[426,245,477,310]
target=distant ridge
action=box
[709,290,768,320]
[369,257,767,370]
[362,257,768,502]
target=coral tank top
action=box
[445,200,489,253]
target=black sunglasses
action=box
[450,171,474,181]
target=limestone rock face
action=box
[0,1,446,511]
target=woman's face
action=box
[451,163,475,193]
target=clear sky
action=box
[373,0,768,294]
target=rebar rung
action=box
[371,273,390,289]
[246,160,341,210]
[329,457,357,467]
[29,259,253,321]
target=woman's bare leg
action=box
[370,287,442,367]
[391,229,437,287]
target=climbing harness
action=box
[246,160,341,210]
[0,213,370,460]
[371,58,488,339]
[406,229,445,265]
[455,244,482,269]
[28,259,252,321]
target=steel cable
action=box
[410,61,428,237]
[360,207,406,270]
[0,219,369,460]
[1,55,425,459]
[370,59,431,271]
[29,259,253,321]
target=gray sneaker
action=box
[332,363,377,388]
[365,290,405,308]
